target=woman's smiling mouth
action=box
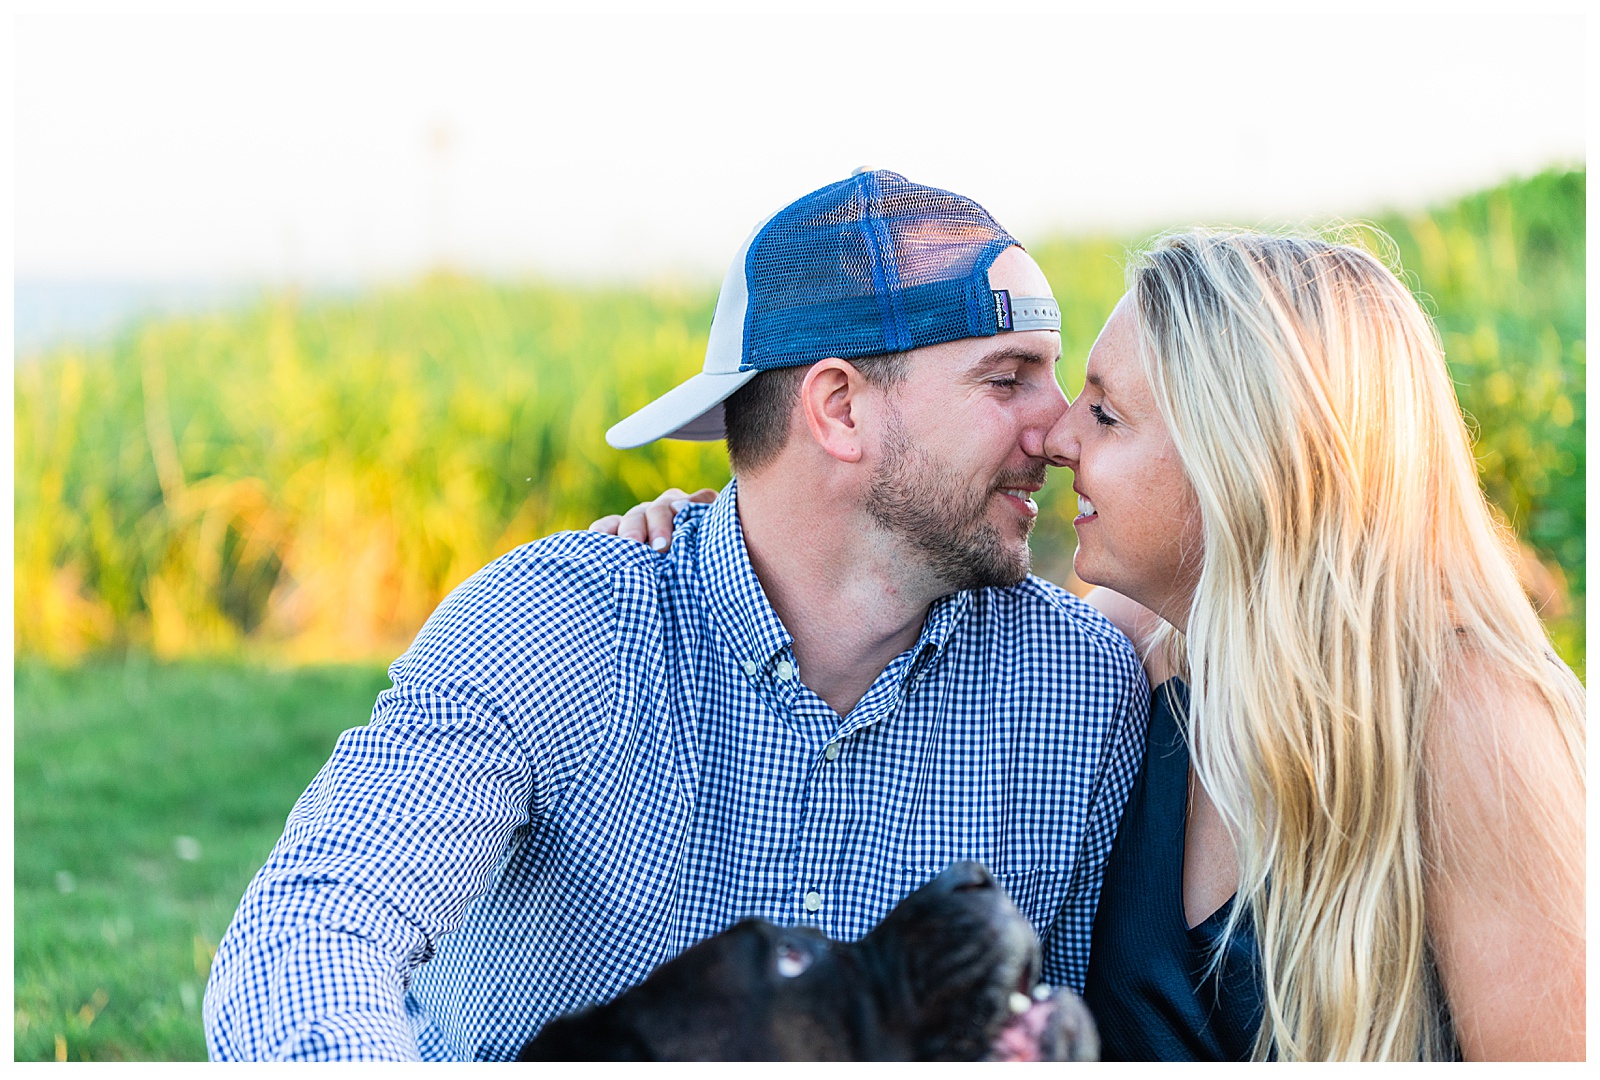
[1075,494,1097,524]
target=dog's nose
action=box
[937,861,995,892]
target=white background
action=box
[14,8,1586,286]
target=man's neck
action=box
[734,474,946,718]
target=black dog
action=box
[518,861,1098,1061]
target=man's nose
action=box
[1022,380,1071,462]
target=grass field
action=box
[13,658,390,1061]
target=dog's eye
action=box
[775,942,813,978]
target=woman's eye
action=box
[1089,403,1116,427]
[775,943,813,978]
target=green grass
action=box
[13,657,391,1061]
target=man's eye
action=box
[990,376,1020,389]
[775,943,813,978]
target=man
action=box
[204,170,1148,1060]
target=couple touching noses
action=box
[602,284,1187,725]
[600,215,1585,1060]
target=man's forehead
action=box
[986,245,1055,299]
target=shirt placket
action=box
[782,648,929,935]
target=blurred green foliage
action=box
[15,279,732,661]
[12,169,1584,672]
[1374,170,1585,598]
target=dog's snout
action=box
[938,861,995,892]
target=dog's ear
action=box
[516,1007,655,1061]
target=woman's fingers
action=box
[644,500,678,550]
[617,503,653,544]
[590,486,719,549]
[640,487,714,550]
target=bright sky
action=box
[14,10,1587,285]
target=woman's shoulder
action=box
[1422,646,1585,1059]
[1428,651,1583,777]
[1083,587,1178,685]
[1422,648,1584,875]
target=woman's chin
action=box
[1071,552,1111,592]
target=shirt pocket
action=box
[895,864,1070,941]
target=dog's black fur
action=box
[518,861,1098,1061]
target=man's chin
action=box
[946,540,1031,592]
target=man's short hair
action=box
[723,352,911,474]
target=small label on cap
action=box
[993,292,1062,333]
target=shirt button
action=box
[823,741,840,761]
[775,660,795,682]
[740,659,757,677]
[803,890,823,912]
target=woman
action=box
[595,228,1585,1060]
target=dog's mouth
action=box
[986,981,1058,1062]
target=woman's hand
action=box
[589,487,717,551]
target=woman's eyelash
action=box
[1089,403,1116,426]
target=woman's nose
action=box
[1043,403,1079,469]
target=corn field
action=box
[14,169,1585,673]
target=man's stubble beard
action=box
[865,406,1042,592]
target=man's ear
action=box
[798,358,871,464]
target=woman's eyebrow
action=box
[1083,371,1133,409]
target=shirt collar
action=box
[700,477,794,670]
[698,477,973,680]
[914,588,970,666]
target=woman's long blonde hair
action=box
[1128,228,1585,1060]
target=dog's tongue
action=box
[987,997,1055,1062]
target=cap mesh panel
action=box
[742,170,1016,370]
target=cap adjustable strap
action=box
[991,290,1061,332]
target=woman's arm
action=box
[1423,665,1585,1060]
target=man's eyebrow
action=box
[968,344,1062,374]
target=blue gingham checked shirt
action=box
[204,482,1148,1061]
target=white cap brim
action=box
[605,367,758,448]
[606,211,779,450]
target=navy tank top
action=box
[1083,679,1265,1060]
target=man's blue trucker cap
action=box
[605,169,1062,449]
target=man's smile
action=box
[998,486,1040,516]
